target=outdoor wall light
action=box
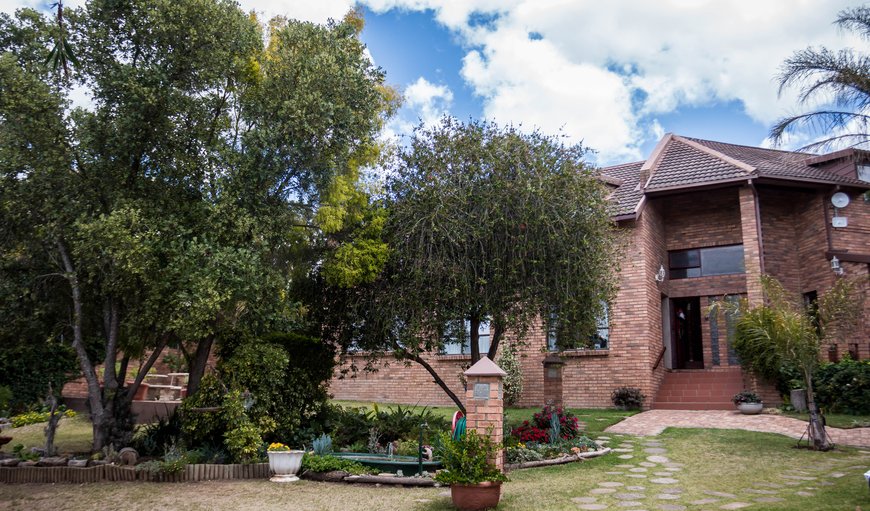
[654,264,666,283]
[831,256,845,276]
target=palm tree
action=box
[770,7,870,151]
[716,275,864,451]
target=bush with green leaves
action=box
[301,453,375,475]
[327,404,449,449]
[312,433,333,455]
[505,446,544,464]
[814,358,870,415]
[0,341,77,413]
[611,387,645,410]
[496,342,524,406]
[10,408,75,428]
[131,413,183,457]
[434,429,508,485]
[0,385,12,416]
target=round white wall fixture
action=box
[831,192,850,208]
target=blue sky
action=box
[4,0,863,165]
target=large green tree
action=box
[0,2,393,450]
[770,6,870,150]
[315,119,620,412]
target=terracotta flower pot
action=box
[450,481,502,511]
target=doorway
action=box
[671,297,703,369]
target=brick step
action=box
[651,402,735,410]
[659,375,744,382]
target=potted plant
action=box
[267,442,304,482]
[732,390,763,415]
[435,429,508,511]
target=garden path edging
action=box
[505,447,611,471]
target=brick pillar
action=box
[739,185,764,305]
[542,354,564,408]
[464,356,506,472]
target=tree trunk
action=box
[486,319,503,361]
[411,354,466,414]
[186,335,214,397]
[44,385,60,457]
[804,371,831,451]
[469,315,481,364]
[57,239,108,451]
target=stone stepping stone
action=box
[828,472,846,478]
[660,488,683,494]
[663,467,681,472]
[616,464,636,468]
[643,441,664,446]
[650,478,679,484]
[783,481,802,486]
[653,472,673,477]
[818,481,835,486]
[590,488,617,495]
[690,499,720,505]
[781,475,817,480]
[571,497,599,504]
[597,436,611,440]
[753,482,780,488]
[639,462,657,467]
[618,502,644,508]
[657,505,686,511]
[578,505,608,510]
[646,455,670,464]
[615,448,635,453]
[627,474,649,479]
[720,504,752,510]
[619,455,635,459]
[656,494,680,500]
[629,468,648,473]
[704,491,737,498]
[744,489,778,494]
[614,493,646,500]
[644,448,667,454]
[795,491,814,497]
[606,471,626,475]
[755,497,785,503]
[599,482,625,487]
[627,486,647,491]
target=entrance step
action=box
[652,368,744,410]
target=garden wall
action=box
[0,463,270,484]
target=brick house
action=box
[330,134,870,410]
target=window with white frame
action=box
[442,319,491,355]
[547,303,610,351]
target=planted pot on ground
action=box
[434,429,508,511]
[267,443,304,483]
[732,391,763,415]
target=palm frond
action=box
[836,6,870,39]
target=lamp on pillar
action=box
[654,264,666,283]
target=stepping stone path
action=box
[564,433,867,511]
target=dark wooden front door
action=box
[672,297,703,369]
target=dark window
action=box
[442,319,490,355]
[669,245,745,279]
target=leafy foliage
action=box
[496,342,523,406]
[10,408,75,428]
[732,391,762,405]
[814,358,870,415]
[312,434,333,455]
[301,453,374,475]
[504,446,544,464]
[610,387,646,410]
[327,404,448,449]
[131,413,183,457]
[434,429,508,485]
[511,406,580,443]
[770,6,870,151]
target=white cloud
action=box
[404,76,454,126]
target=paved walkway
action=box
[605,410,870,448]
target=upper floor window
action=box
[669,244,745,279]
[547,303,609,351]
[442,319,490,355]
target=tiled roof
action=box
[599,134,869,220]
[686,137,867,187]
[645,138,749,190]
[600,161,643,217]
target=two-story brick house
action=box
[329,134,870,410]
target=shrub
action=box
[505,446,544,464]
[327,404,449,449]
[496,342,524,406]
[10,408,75,428]
[814,358,870,414]
[434,429,508,485]
[511,405,580,443]
[312,433,333,455]
[732,390,761,405]
[301,453,374,475]
[611,387,645,410]
[0,385,12,416]
[131,413,182,457]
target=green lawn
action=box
[1,415,93,455]
[781,410,870,429]
[1,427,868,510]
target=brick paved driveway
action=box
[605,410,870,448]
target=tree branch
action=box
[410,353,465,414]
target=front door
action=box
[672,297,703,369]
